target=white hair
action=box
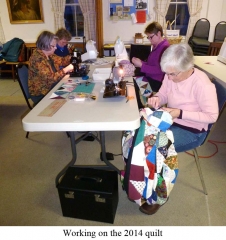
[160,43,194,72]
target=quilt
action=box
[121,108,179,206]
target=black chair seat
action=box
[191,37,210,47]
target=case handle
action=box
[74,175,102,183]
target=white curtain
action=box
[51,0,66,31]
[153,0,171,32]
[0,16,5,44]
[185,0,203,42]
[78,0,96,42]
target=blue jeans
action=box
[170,125,208,153]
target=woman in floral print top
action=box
[28,31,74,104]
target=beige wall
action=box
[202,0,225,41]
[0,0,54,42]
[0,0,225,43]
[103,0,226,44]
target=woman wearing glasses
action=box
[132,21,170,92]
[139,43,219,215]
[149,43,218,153]
[28,31,74,104]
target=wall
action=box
[203,0,225,41]
[103,0,155,44]
[103,0,226,44]
[0,0,226,44]
[0,0,54,42]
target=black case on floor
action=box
[57,166,119,224]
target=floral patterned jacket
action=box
[28,49,71,96]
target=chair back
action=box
[202,79,226,144]
[192,18,210,40]
[214,21,226,42]
[16,64,33,109]
[212,79,226,113]
[207,42,223,56]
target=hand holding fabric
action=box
[132,57,142,67]
[148,96,160,109]
[161,107,180,119]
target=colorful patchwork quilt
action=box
[135,76,152,98]
[121,108,178,206]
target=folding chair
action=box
[187,79,226,195]
[214,21,226,43]
[188,18,210,56]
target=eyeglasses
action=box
[165,71,181,77]
[50,45,57,49]
[147,34,156,40]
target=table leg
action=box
[99,131,120,174]
[55,131,120,186]
[55,131,77,186]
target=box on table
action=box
[57,166,119,224]
[92,68,112,81]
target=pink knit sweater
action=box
[155,68,219,131]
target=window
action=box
[64,0,84,37]
[165,0,190,36]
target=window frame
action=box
[166,0,189,36]
[64,0,103,57]
[65,0,84,37]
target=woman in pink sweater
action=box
[148,43,219,152]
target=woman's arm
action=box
[162,83,219,124]
[149,75,169,105]
[182,83,219,124]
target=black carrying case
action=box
[57,166,119,224]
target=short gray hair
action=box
[160,43,194,72]
[36,31,58,51]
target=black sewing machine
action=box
[103,78,126,98]
[69,64,90,77]
[69,51,90,77]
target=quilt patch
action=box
[121,108,179,206]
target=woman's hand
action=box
[148,96,160,109]
[132,57,142,67]
[161,107,180,119]
[63,64,74,74]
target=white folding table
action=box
[22,64,140,185]
[194,56,226,88]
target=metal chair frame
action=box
[188,18,210,55]
[190,79,226,195]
